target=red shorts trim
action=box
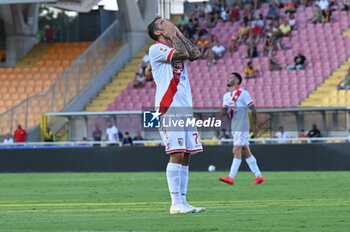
[186,149,203,152]
[166,149,187,154]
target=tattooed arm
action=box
[170,36,190,60]
[173,25,201,61]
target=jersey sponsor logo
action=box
[178,138,184,146]
[171,61,184,77]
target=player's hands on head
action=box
[163,21,176,39]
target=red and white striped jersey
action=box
[149,42,192,114]
[222,87,254,132]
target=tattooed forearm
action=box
[170,36,189,60]
[177,34,201,60]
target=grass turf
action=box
[0,171,349,232]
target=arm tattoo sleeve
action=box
[170,36,189,60]
[177,34,201,60]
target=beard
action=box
[227,82,234,87]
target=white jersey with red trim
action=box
[222,87,254,132]
[149,42,192,114]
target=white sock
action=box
[166,163,182,206]
[229,158,242,179]
[180,165,189,206]
[246,155,262,177]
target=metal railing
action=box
[0,20,122,135]
[0,137,349,149]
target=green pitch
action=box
[0,171,349,232]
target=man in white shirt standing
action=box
[275,126,290,144]
[106,122,119,146]
[209,41,226,66]
[3,134,14,144]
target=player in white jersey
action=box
[147,17,205,214]
[218,73,265,185]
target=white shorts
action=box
[159,126,203,155]
[232,131,250,146]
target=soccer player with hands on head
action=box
[147,18,205,214]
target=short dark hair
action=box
[147,17,161,41]
[231,72,242,85]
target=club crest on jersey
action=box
[178,138,184,146]
[158,47,168,52]
[172,61,184,77]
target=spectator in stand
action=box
[197,36,211,58]
[269,55,283,71]
[267,20,280,36]
[263,34,274,57]
[219,128,230,139]
[200,1,213,18]
[243,4,254,22]
[185,22,197,41]
[289,13,297,30]
[245,34,259,59]
[230,5,241,22]
[44,25,55,42]
[145,64,153,82]
[317,0,330,11]
[322,6,333,22]
[3,133,14,144]
[193,3,200,18]
[195,25,209,39]
[244,61,259,78]
[311,5,323,24]
[208,6,219,28]
[122,132,133,147]
[133,72,146,88]
[212,130,220,140]
[177,15,189,27]
[92,124,102,147]
[288,52,308,70]
[307,124,322,138]
[298,129,308,143]
[337,67,350,89]
[229,35,238,53]
[44,127,55,142]
[106,122,119,146]
[275,0,285,8]
[342,0,350,10]
[284,1,296,14]
[139,50,149,75]
[279,19,292,37]
[14,124,27,143]
[133,131,144,147]
[209,39,225,66]
[251,14,264,36]
[275,126,290,144]
[238,21,250,44]
[266,4,280,21]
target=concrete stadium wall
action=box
[0,143,350,172]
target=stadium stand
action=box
[300,58,350,107]
[86,4,350,111]
[0,42,91,114]
[86,48,149,111]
